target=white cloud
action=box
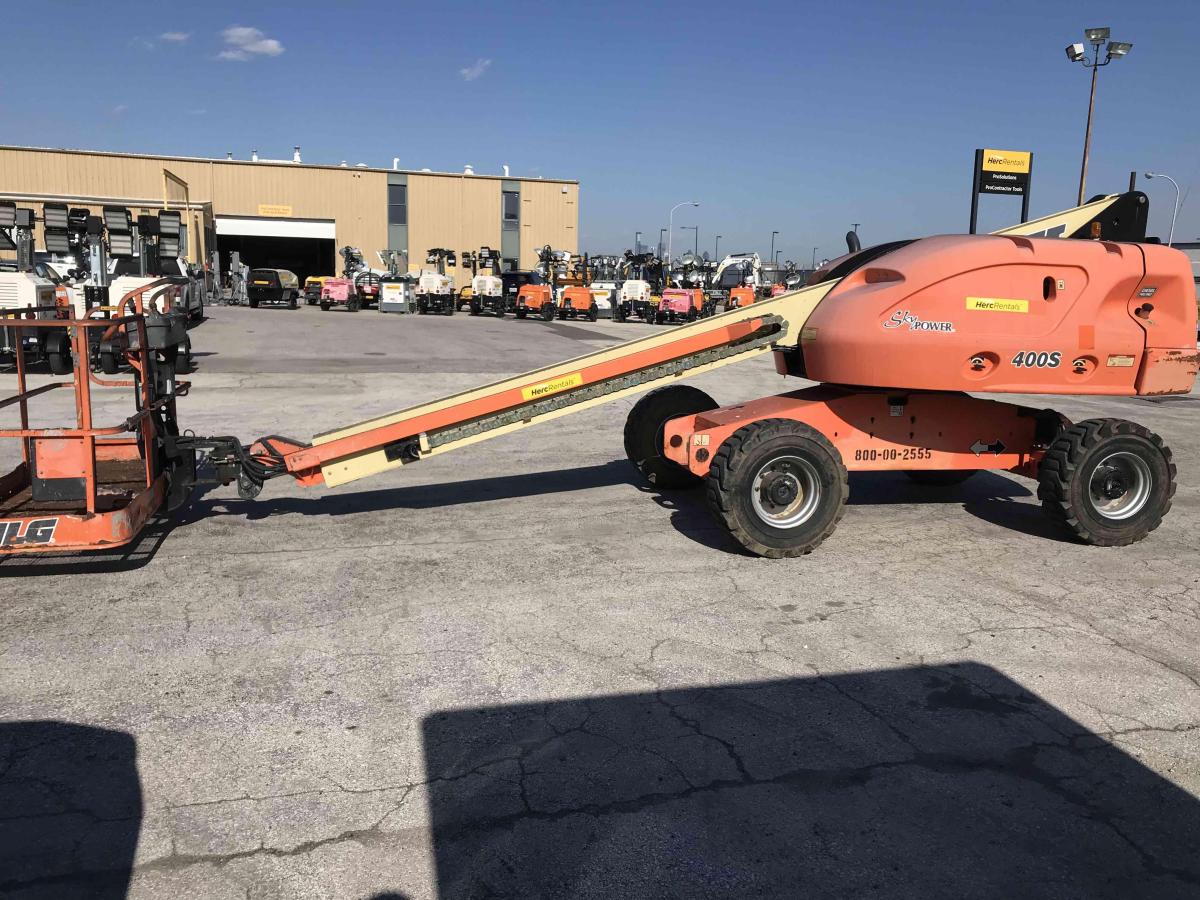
[217,25,285,61]
[459,58,492,81]
[111,104,128,115]
[160,31,190,42]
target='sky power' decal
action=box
[0,518,59,547]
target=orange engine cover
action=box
[799,235,1198,396]
[518,284,553,308]
[561,286,592,308]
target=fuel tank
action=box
[797,235,1198,396]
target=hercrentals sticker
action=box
[966,297,1029,314]
[521,372,583,401]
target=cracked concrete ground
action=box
[1,304,1198,899]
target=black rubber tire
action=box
[191,296,205,322]
[175,340,194,375]
[516,308,527,319]
[48,349,72,375]
[588,304,599,322]
[1037,418,1176,546]
[623,385,718,490]
[288,293,297,310]
[348,296,361,312]
[445,301,455,316]
[614,305,627,323]
[100,350,119,375]
[686,308,698,323]
[249,298,259,309]
[320,300,331,311]
[470,302,481,316]
[494,306,504,318]
[906,470,977,486]
[541,304,555,321]
[706,418,849,558]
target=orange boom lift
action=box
[1,192,1195,557]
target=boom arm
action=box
[200,194,1147,496]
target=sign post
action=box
[969,148,1033,233]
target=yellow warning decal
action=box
[966,297,1029,314]
[521,372,583,401]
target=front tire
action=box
[288,293,298,310]
[706,418,849,558]
[1037,418,1175,546]
[588,304,599,322]
[541,304,555,321]
[623,385,718,490]
[516,308,527,319]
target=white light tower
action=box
[667,201,699,284]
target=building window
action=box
[502,190,519,229]
[388,184,407,226]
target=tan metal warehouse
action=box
[0,146,579,285]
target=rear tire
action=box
[1037,418,1175,546]
[470,302,481,316]
[614,305,627,323]
[588,304,599,322]
[320,300,331,311]
[623,385,718,490]
[906,470,977,486]
[541,304,555,321]
[288,293,297,310]
[516,308,527,319]
[706,418,848,558]
[249,298,259,309]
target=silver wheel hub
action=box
[1087,451,1152,520]
[751,455,821,529]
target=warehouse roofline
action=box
[0,145,579,185]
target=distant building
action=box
[0,145,579,284]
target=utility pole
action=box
[714,235,721,260]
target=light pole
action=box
[658,228,667,258]
[851,223,860,234]
[667,200,699,275]
[680,225,698,256]
[1065,28,1132,205]
[1144,172,1181,246]
[770,230,779,261]
[635,231,642,254]
[811,246,819,269]
[714,235,722,260]
[774,250,782,265]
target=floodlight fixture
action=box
[1065,42,1085,62]
[1084,26,1110,43]
[103,206,132,234]
[42,203,69,230]
[0,201,15,228]
[0,232,14,251]
[15,209,34,229]
[157,210,181,235]
[44,229,71,255]
[137,214,159,236]
[1106,41,1132,59]
[108,233,135,258]
[68,208,91,233]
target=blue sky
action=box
[2,0,1197,262]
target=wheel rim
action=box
[1087,451,1152,520]
[751,455,821,528]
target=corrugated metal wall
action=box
[0,148,578,280]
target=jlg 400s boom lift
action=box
[0,193,1195,558]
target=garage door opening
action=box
[215,216,337,284]
[218,235,335,284]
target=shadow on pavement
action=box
[418,663,1199,899]
[185,460,638,521]
[0,515,180,578]
[0,721,142,899]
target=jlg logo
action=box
[0,518,59,547]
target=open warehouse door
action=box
[214,215,336,284]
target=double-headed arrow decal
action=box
[970,440,1006,456]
